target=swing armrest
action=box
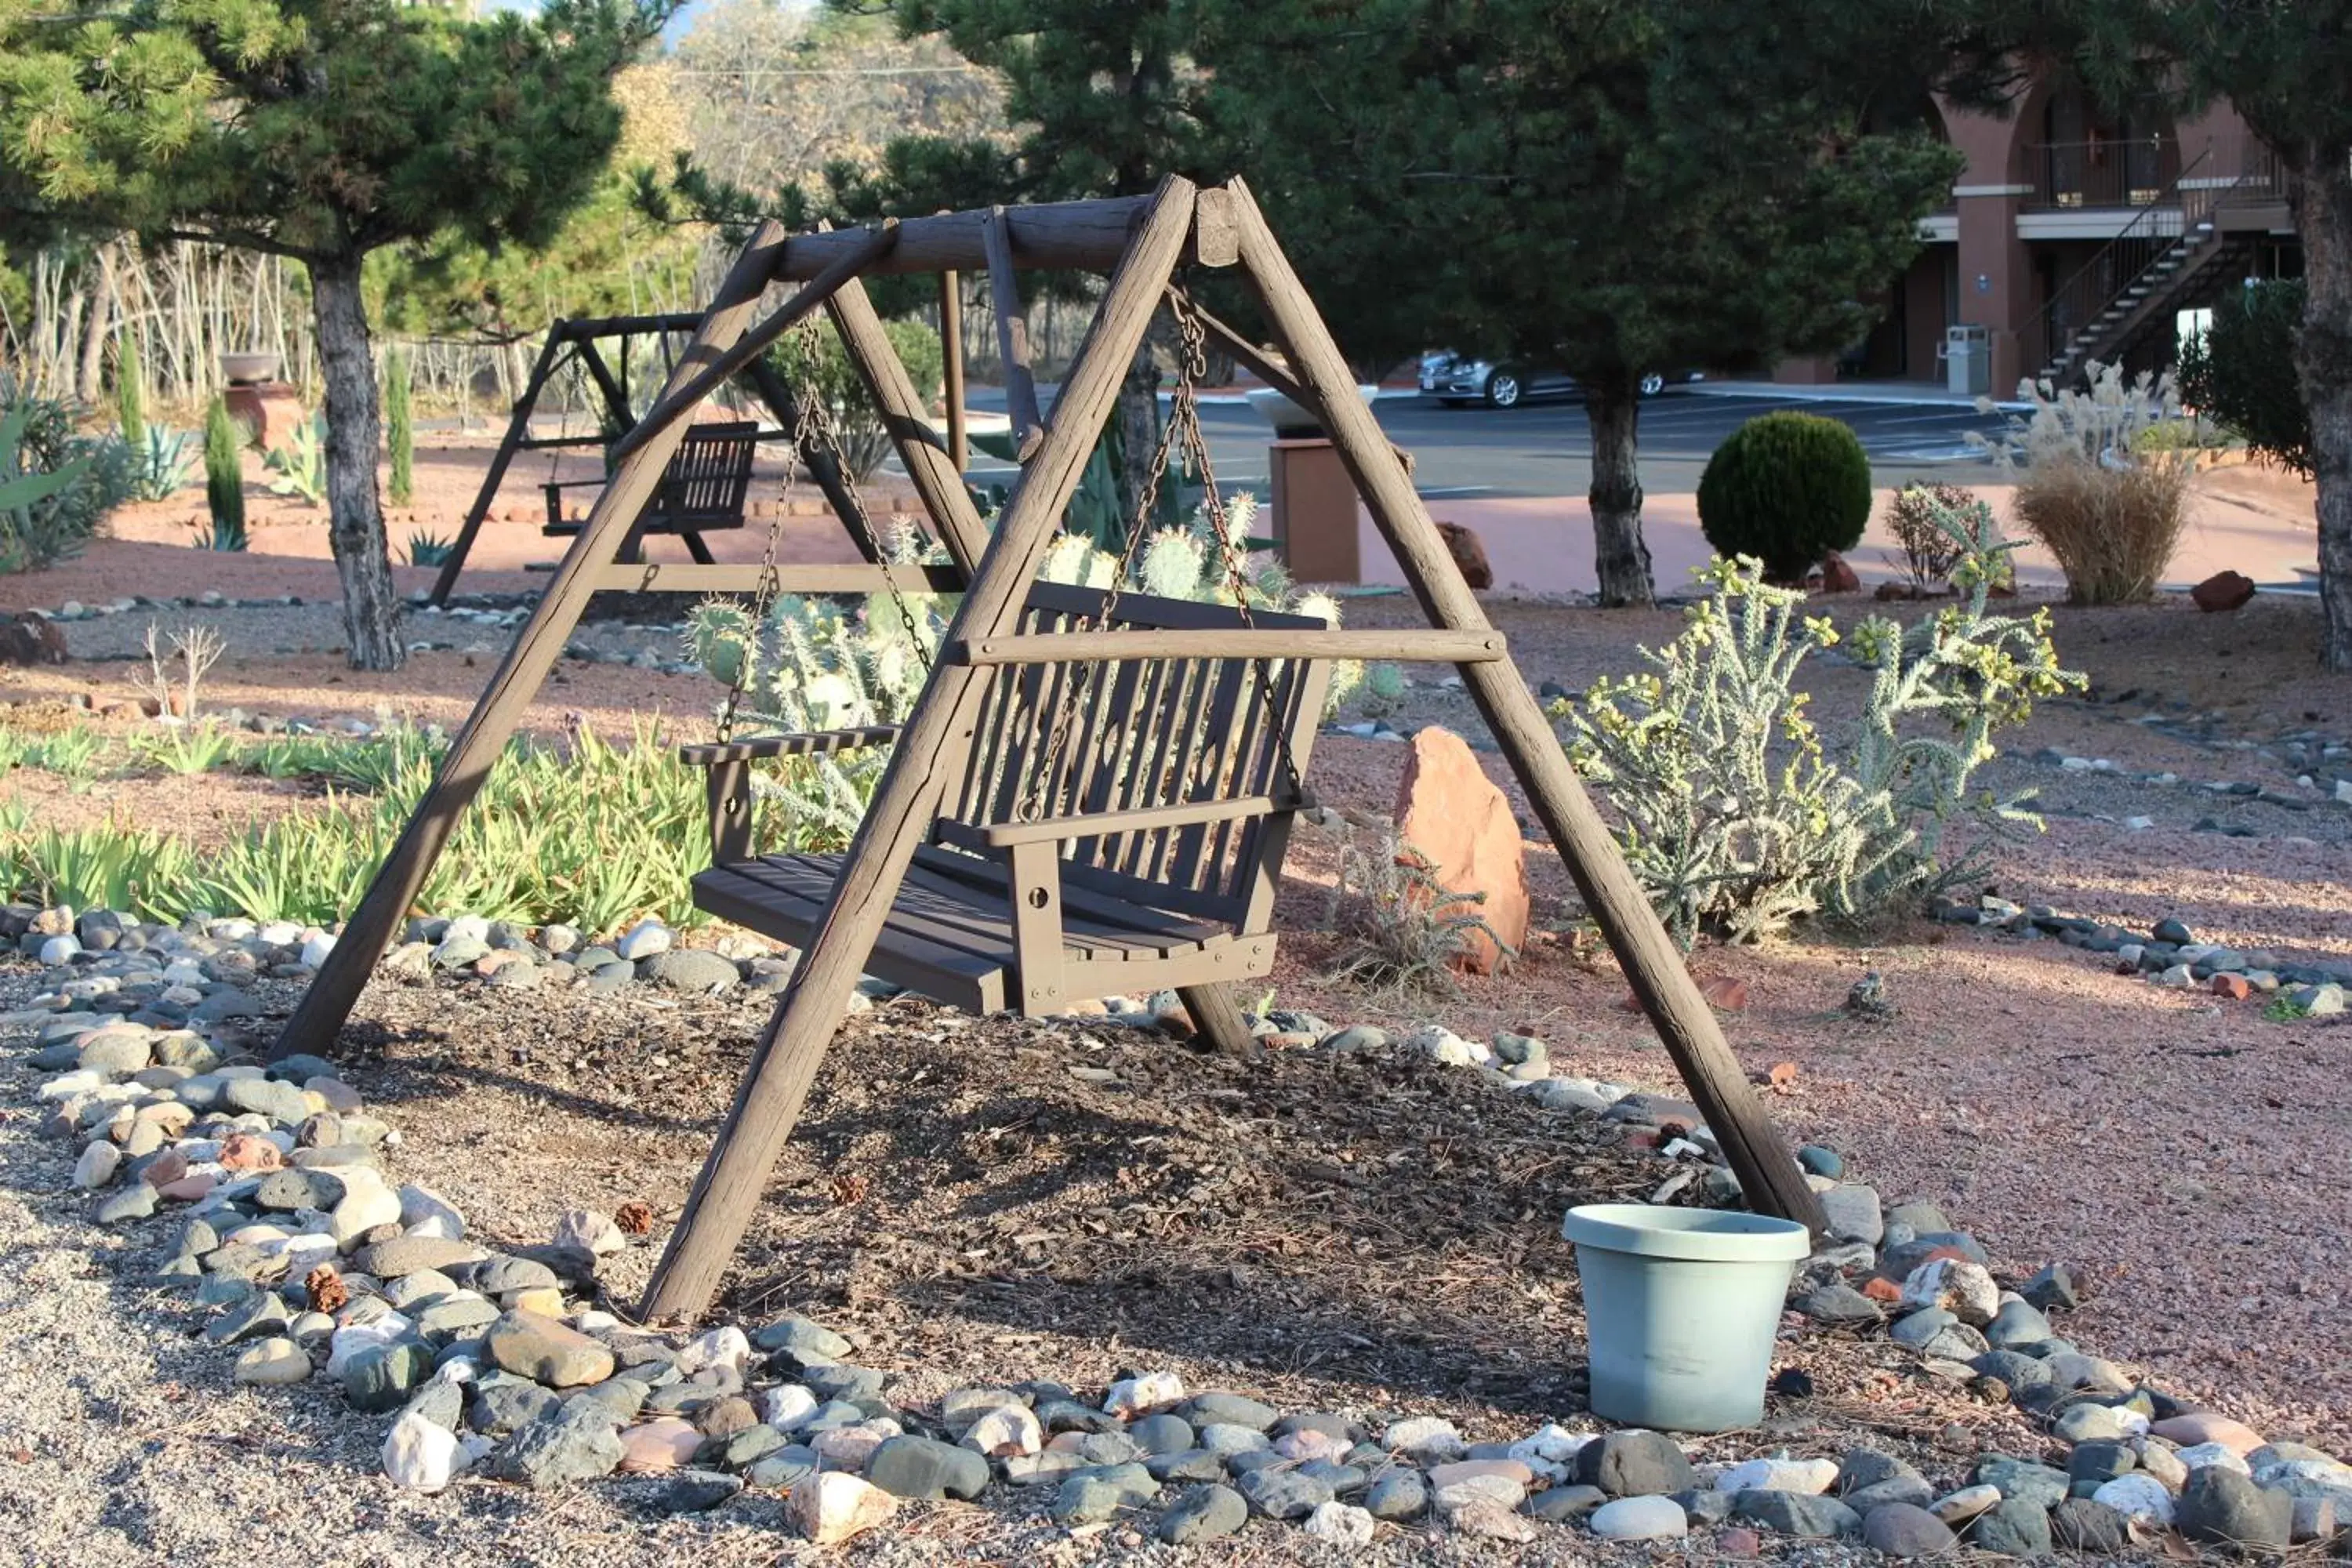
[978,790,1311,848]
[679,725,902,767]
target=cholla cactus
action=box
[1138,526,1208,599]
[1555,499,2080,946]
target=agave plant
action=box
[263,413,328,506]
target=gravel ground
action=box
[1,965,2021,1568]
[3,588,2347,1560]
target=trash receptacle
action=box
[1944,325,1990,398]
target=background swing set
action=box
[274,174,1829,1323]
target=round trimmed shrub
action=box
[1696,412,1874,581]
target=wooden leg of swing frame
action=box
[1176,982,1254,1057]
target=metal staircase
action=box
[2027,147,2270,389]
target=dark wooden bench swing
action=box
[273,177,1828,1325]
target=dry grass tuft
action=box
[2012,453,2191,605]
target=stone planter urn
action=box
[220,352,283,387]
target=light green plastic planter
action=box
[1563,1203,1813,1433]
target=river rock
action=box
[1590,1494,1688,1540]
[383,1410,462,1492]
[1576,1429,1694,1497]
[786,1472,897,1544]
[1863,1502,1958,1556]
[1158,1482,1248,1544]
[484,1309,615,1388]
[488,1404,626,1489]
[867,1435,988,1501]
[1735,1489,1860,1538]
[2176,1466,2292,1550]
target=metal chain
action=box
[1168,292,1307,806]
[716,318,932,742]
[1018,308,1197,821]
[1019,292,1304,820]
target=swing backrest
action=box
[935,583,1331,927]
[653,422,760,524]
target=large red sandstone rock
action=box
[1817,551,1862,594]
[1393,727,1530,975]
[1436,521,1494,590]
[2191,570,2256,612]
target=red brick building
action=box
[1780,71,2300,394]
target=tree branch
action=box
[156,226,324,264]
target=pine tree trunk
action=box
[1585,379,1654,608]
[307,254,405,671]
[1112,333,1163,532]
[2291,150,2352,670]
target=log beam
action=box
[1225,178,1828,1238]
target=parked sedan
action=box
[1417,350,1702,408]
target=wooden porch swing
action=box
[274,176,1828,1326]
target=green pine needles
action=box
[1555,496,2083,946]
[201,398,248,552]
[386,349,416,506]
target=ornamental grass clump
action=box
[1975,361,2191,605]
[1554,495,2082,946]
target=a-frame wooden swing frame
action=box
[419,310,874,606]
[273,176,1828,1323]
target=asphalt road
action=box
[961,387,2008,501]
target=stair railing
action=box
[2023,144,2213,384]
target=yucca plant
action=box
[1322,824,1513,996]
[263,412,328,506]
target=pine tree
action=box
[1196,0,1973,607]
[0,0,677,669]
[850,0,1215,524]
[2067,1,2352,668]
[385,350,415,509]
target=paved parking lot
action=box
[963,386,2008,503]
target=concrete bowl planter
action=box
[1562,1203,1812,1432]
[220,352,283,386]
[1244,383,1378,440]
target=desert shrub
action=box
[1980,361,2190,605]
[1882,482,1976,593]
[1697,411,1874,582]
[1321,822,1512,996]
[201,397,248,551]
[2176,278,2310,476]
[768,317,943,482]
[2,376,134,573]
[1554,498,2081,945]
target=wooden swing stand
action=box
[274,176,1827,1324]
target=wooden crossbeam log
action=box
[953,628,1505,666]
[984,205,1047,463]
[609,222,903,466]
